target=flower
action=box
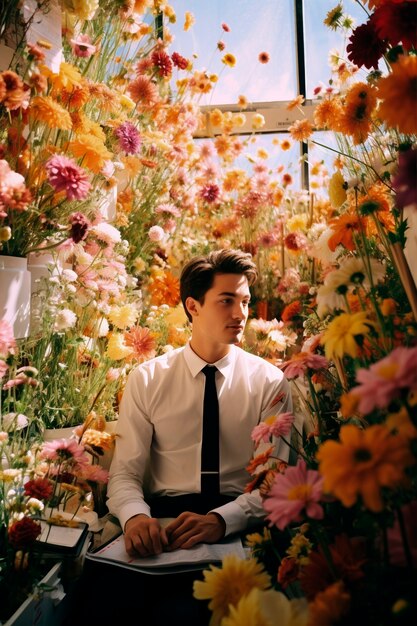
[281,352,329,379]
[114,122,142,155]
[0,320,16,357]
[193,554,271,625]
[124,326,156,362]
[372,2,417,50]
[45,155,91,200]
[70,34,97,57]
[377,54,417,134]
[263,459,325,530]
[8,517,41,549]
[30,95,72,130]
[317,424,414,512]
[221,588,309,626]
[69,134,112,173]
[258,52,270,64]
[346,17,388,69]
[222,53,236,67]
[320,312,375,360]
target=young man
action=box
[107,249,293,557]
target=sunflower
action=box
[320,311,375,360]
[317,423,414,512]
[69,134,112,173]
[193,555,271,626]
[377,54,417,134]
[29,95,73,130]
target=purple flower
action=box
[392,147,417,210]
[45,155,91,200]
[114,121,142,155]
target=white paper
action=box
[37,520,85,548]
[87,534,246,575]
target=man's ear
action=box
[185,296,199,319]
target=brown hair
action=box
[180,249,258,322]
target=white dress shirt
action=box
[107,342,293,536]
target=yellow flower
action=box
[233,113,246,128]
[193,555,271,626]
[221,588,309,626]
[222,53,236,68]
[48,62,83,93]
[183,11,195,31]
[237,95,248,109]
[377,54,417,134]
[324,3,343,29]
[105,332,134,360]
[108,304,139,330]
[210,108,224,127]
[252,114,265,130]
[30,96,72,130]
[328,171,347,208]
[320,312,375,360]
[69,134,112,173]
[62,0,99,20]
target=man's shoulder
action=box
[129,347,184,378]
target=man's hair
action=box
[180,249,258,322]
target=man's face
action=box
[187,273,251,347]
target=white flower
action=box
[54,308,77,331]
[27,498,44,513]
[91,222,121,245]
[148,225,165,242]
[61,269,78,282]
[2,413,29,431]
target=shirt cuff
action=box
[210,500,249,536]
[118,501,151,532]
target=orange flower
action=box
[289,119,313,142]
[317,424,414,512]
[246,446,275,474]
[124,326,156,362]
[29,95,73,130]
[337,82,378,144]
[281,300,302,322]
[287,95,304,110]
[307,581,351,626]
[314,98,343,130]
[69,134,112,173]
[378,54,417,134]
[327,212,366,251]
[149,270,180,307]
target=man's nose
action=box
[232,303,246,320]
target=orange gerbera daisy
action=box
[289,119,313,142]
[327,212,366,251]
[281,300,302,322]
[30,95,72,130]
[127,75,158,106]
[317,423,414,512]
[337,82,378,144]
[357,183,395,234]
[69,134,112,173]
[149,270,181,307]
[60,82,90,109]
[287,94,305,111]
[377,54,417,134]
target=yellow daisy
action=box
[222,53,237,68]
[328,171,347,208]
[108,304,139,330]
[320,311,375,360]
[193,555,271,626]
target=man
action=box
[107,249,293,557]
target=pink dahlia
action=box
[264,459,324,530]
[114,121,141,155]
[354,345,417,414]
[281,352,329,379]
[45,155,90,200]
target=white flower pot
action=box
[0,255,31,338]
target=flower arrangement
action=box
[191,1,417,625]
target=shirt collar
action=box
[184,342,235,379]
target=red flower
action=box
[151,50,173,78]
[199,184,220,203]
[373,2,417,50]
[281,300,302,322]
[24,477,53,501]
[171,52,188,70]
[8,517,41,549]
[278,556,300,588]
[347,17,388,69]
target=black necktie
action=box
[201,365,220,496]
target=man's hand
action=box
[165,512,226,551]
[124,514,169,557]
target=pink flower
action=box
[0,360,9,379]
[263,459,324,530]
[251,422,270,446]
[221,22,231,32]
[70,34,96,58]
[354,346,417,414]
[269,412,295,438]
[45,155,91,200]
[148,225,164,242]
[41,439,89,465]
[78,464,109,484]
[199,184,220,203]
[0,320,16,357]
[281,352,329,379]
[114,121,141,155]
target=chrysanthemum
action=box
[108,304,139,330]
[281,352,329,379]
[127,75,158,106]
[264,459,324,530]
[289,119,313,142]
[90,222,121,245]
[377,54,417,134]
[222,53,236,67]
[352,345,417,414]
[45,155,90,200]
[149,271,180,307]
[114,121,142,155]
[193,554,271,625]
[320,311,375,360]
[69,134,112,173]
[30,95,72,130]
[24,477,53,501]
[124,326,156,362]
[199,183,220,203]
[317,423,414,512]
[151,49,173,78]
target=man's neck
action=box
[189,340,231,364]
